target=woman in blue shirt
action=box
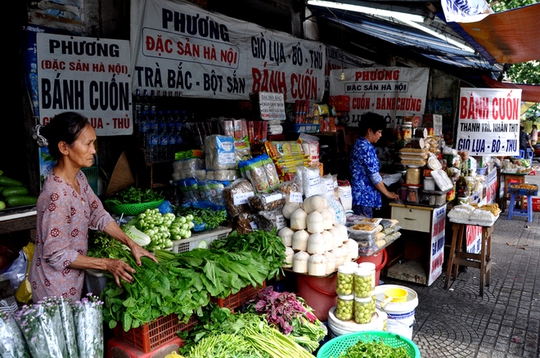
[350,112,399,218]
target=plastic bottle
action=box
[157,110,167,161]
[146,110,158,162]
[138,110,149,149]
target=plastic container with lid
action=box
[335,294,355,321]
[402,124,413,140]
[354,264,375,298]
[423,177,435,191]
[406,185,420,204]
[405,167,421,185]
[354,295,376,324]
[336,264,356,296]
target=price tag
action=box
[233,191,255,206]
[276,214,286,230]
[265,193,283,203]
[249,221,259,230]
[289,191,303,203]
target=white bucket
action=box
[327,306,387,338]
[374,284,418,340]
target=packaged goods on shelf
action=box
[238,154,280,194]
[223,178,255,217]
[204,135,236,171]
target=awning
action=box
[456,3,540,64]
[482,76,540,103]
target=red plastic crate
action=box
[113,314,197,353]
[212,281,266,311]
[107,336,183,358]
[523,197,540,212]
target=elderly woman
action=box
[350,112,399,218]
[29,112,157,302]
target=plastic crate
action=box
[85,269,107,297]
[317,330,420,358]
[113,314,198,353]
[172,226,232,253]
[81,166,99,193]
[523,197,540,212]
[212,281,266,311]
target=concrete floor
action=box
[382,164,540,358]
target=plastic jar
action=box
[336,264,355,296]
[354,265,375,298]
[406,167,421,185]
[335,294,355,321]
[406,186,420,204]
[402,124,413,140]
[423,177,435,191]
[354,296,376,324]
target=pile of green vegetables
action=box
[106,186,164,205]
[179,305,315,358]
[175,205,227,231]
[123,208,194,250]
[338,338,410,358]
[90,228,286,332]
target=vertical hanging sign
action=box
[37,33,132,136]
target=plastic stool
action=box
[507,192,533,222]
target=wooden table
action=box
[445,221,493,296]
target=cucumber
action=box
[2,187,29,197]
[6,195,38,207]
[0,176,24,187]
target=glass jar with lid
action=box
[336,264,355,296]
[354,295,376,324]
[353,265,375,298]
[336,294,354,321]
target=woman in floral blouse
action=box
[29,112,157,302]
[350,112,399,218]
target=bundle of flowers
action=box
[1,293,103,358]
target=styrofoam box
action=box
[172,226,232,253]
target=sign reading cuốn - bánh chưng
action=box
[455,88,522,157]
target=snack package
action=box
[204,135,236,170]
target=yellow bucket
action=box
[381,288,408,307]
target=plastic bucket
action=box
[374,284,418,340]
[327,306,387,339]
[356,248,387,286]
[296,274,337,321]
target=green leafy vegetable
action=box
[339,338,410,358]
[106,186,164,205]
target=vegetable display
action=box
[179,305,315,358]
[0,171,37,209]
[106,186,164,205]
[97,241,271,332]
[124,208,194,250]
[338,338,409,358]
[175,205,227,231]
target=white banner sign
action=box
[328,67,429,127]
[37,33,132,136]
[440,0,493,23]
[456,88,522,156]
[130,0,325,103]
[429,205,446,285]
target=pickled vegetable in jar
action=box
[353,266,375,298]
[336,264,355,296]
[354,295,376,324]
[335,294,354,321]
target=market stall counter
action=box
[385,202,447,286]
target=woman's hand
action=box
[105,258,137,287]
[386,191,400,201]
[129,243,158,266]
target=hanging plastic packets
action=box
[56,297,79,357]
[74,293,104,358]
[0,311,31,358]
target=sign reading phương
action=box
[328,67,429,128]
[130,0,325,103]
[455,88,522,156]
[37,33,132,136]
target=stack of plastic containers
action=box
[335,261,377,324]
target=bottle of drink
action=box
[157,110,169,161]
[138,110,149,149]
[166,110,175,161]
[146,109,158,162]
